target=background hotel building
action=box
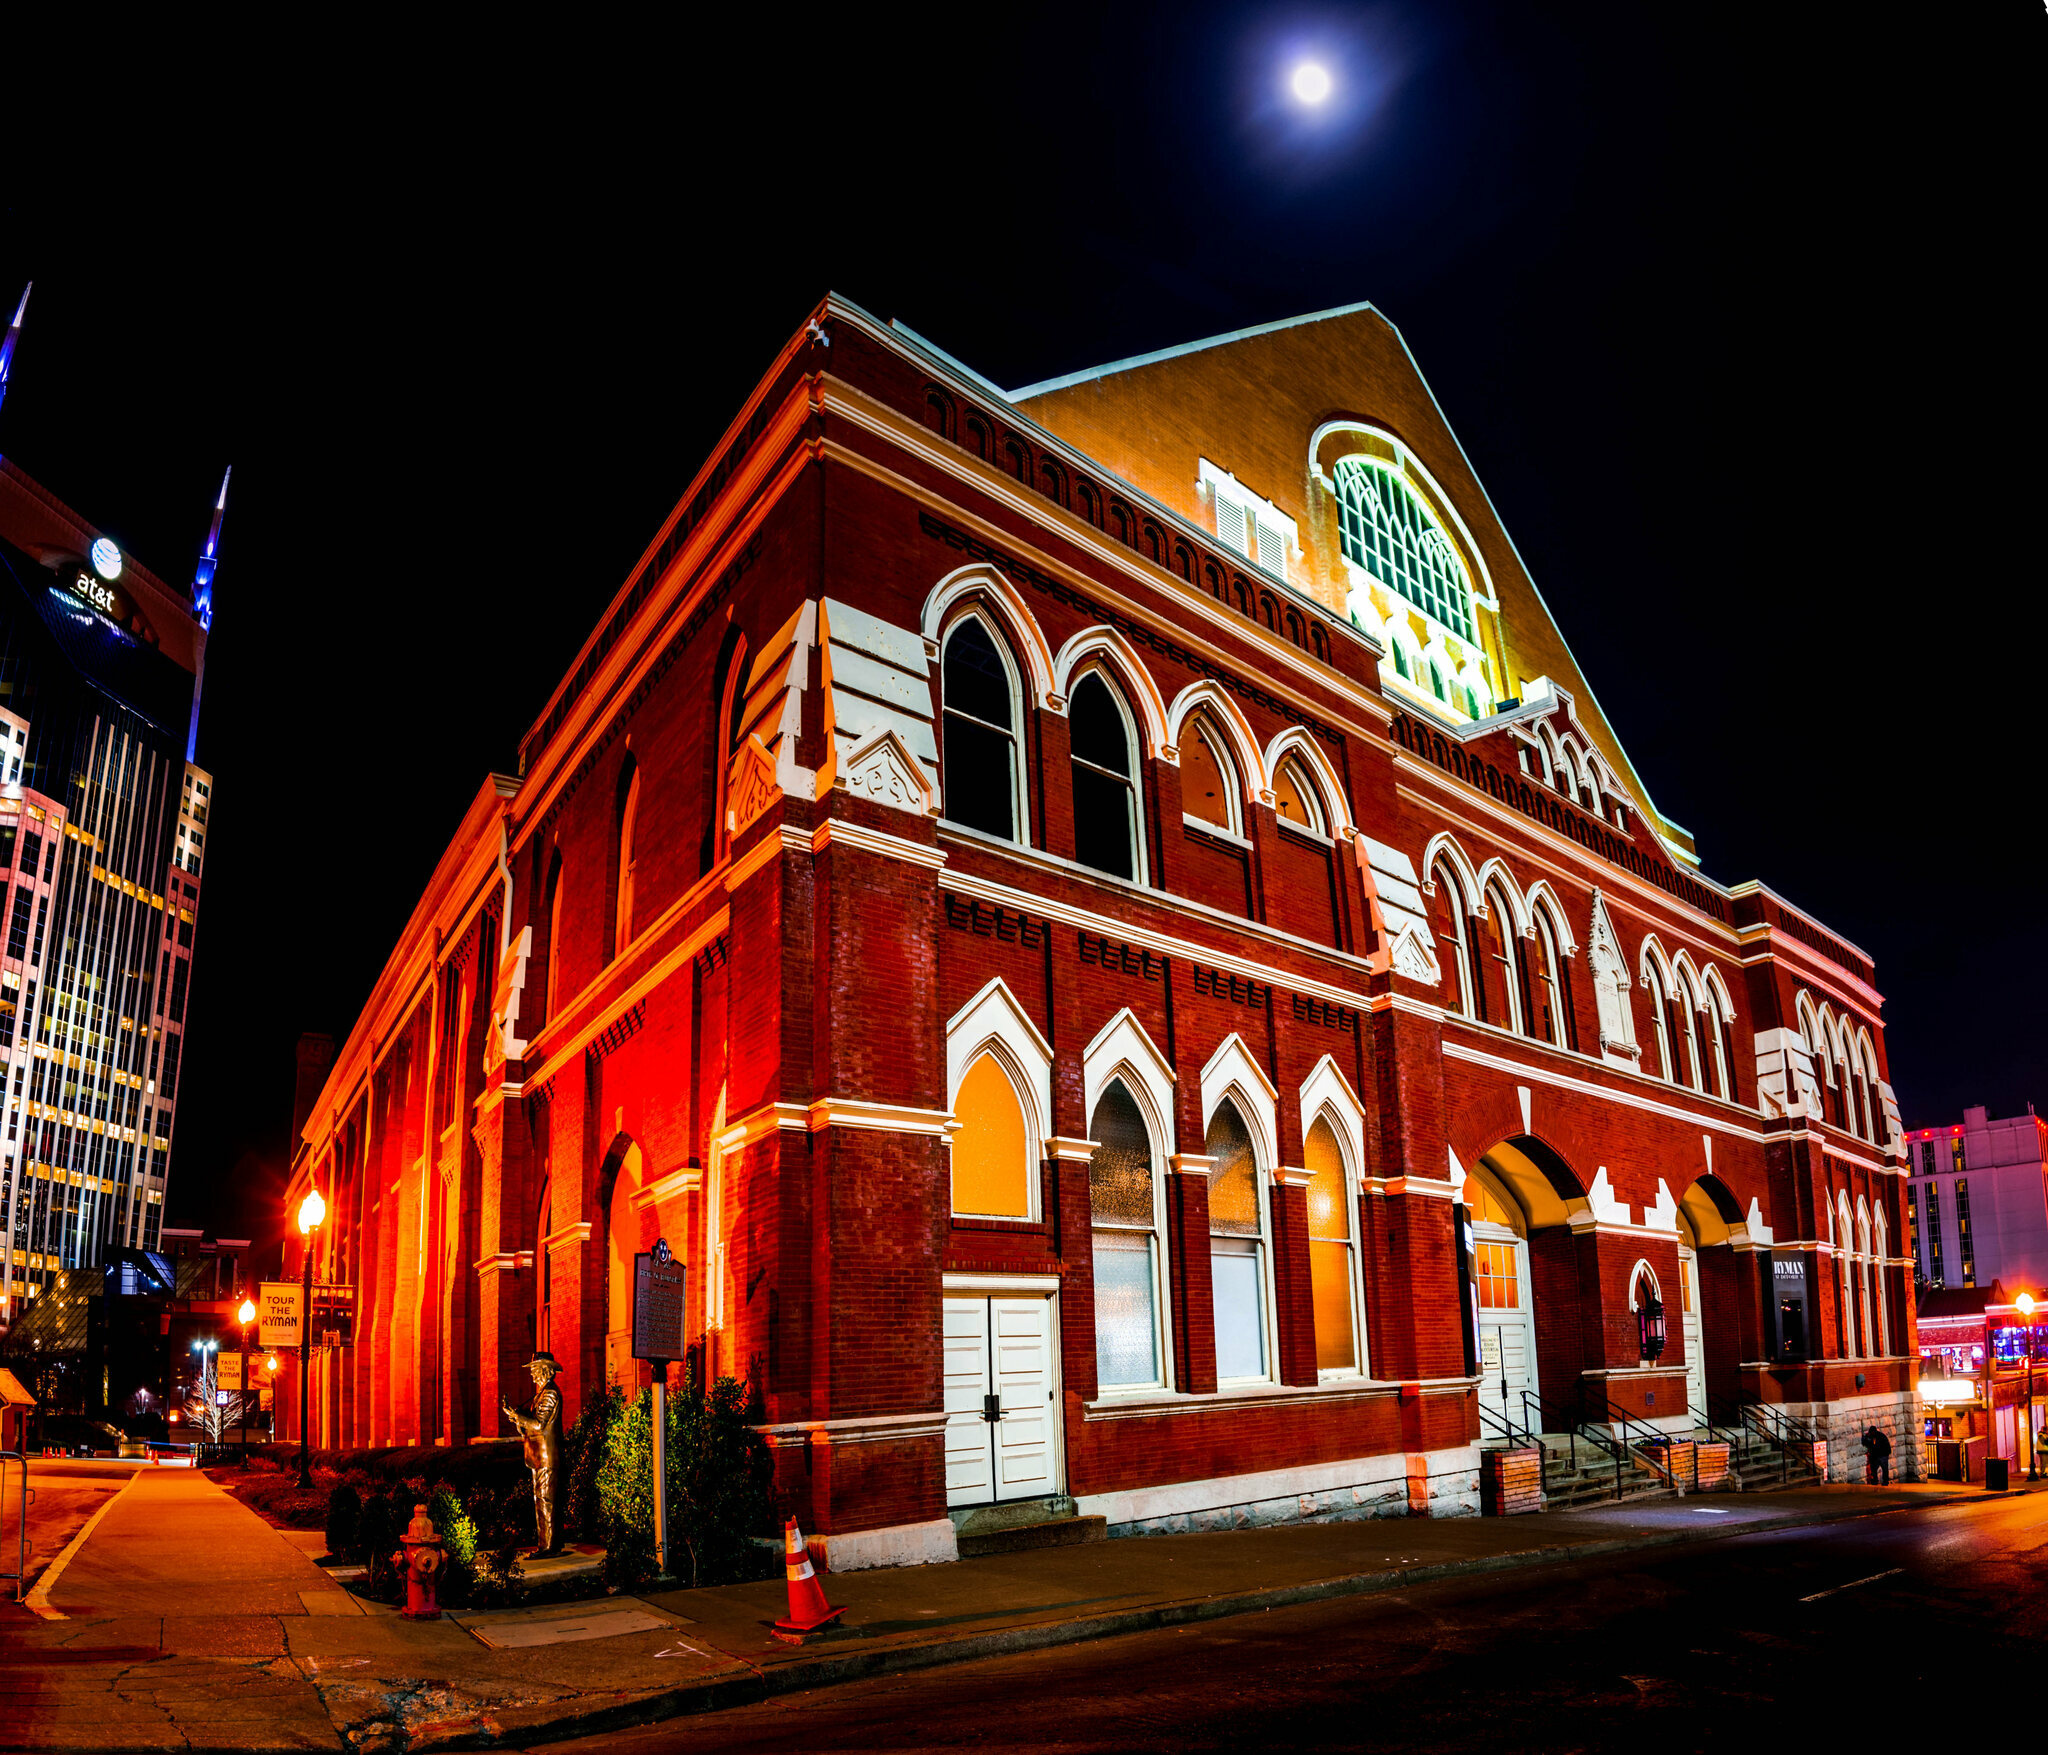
[1904,1106,2048,1294]
[0,460,217,1324]
[284,296,1914,1557]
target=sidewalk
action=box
[0,1468,2001,1754]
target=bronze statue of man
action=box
[502,1352,565,1556]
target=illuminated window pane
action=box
[1273,759,1323,831]
[952,1053,1031,1218]
[1087,1082,1153,1228]
[1205,1103,1260,1236]
[1093,1232,1158,1388]
[1182,723,1236,830]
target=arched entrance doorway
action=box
[602,1139,645,1390]
[1467,1136,1586,1434]
[1676,1175,1745,1426]
[1465,1164,1538,1424]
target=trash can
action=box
[1985,1455,2010,1492]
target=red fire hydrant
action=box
[394,1503,444,1621]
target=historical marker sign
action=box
[632,1238,687,1363]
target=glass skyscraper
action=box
[0,456,215,1325]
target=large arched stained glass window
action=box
[1333,456,1476,642]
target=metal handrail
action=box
[1,1452,30,1602]
[1522,1389,1622,1479]
[1594,1396,1683,1495]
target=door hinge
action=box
[982,1393,1002,1423]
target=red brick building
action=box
[283,298,1914,1563]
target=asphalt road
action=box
[547,1489,2044,1752]
[0,1457,134,1598]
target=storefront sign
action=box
[257,1281,303,1350]
[632,1238,687,1363]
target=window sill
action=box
[1182,815,1249,849]
[1082,1377,1402,1421]
[1276,817,1333,848]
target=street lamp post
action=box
[294,1188,326,1489]
[2019,1293,2040,1483]
[237,1298,257,1469]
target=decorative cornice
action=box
[540,1221,592,1252]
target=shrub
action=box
[670,1374,778,1589]
[426,1486,479,1604]
[594,1376,777,1591]
[562,1382,623,1543]
[325,1482,361,1560]
[357,1491,401,1599]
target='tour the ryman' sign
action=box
[257,1282,303,1351]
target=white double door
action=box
[943,1291,1059,1508]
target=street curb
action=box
[376,1487,1997,1752]
[0,1486,1995,1753]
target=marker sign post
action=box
[257,1283,303,1352]
[633,1239,688,1579]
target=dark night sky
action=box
[1,5,2040,1250]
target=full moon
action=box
[1290,62,1332,105]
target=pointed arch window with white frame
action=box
[1271,756,1327,835]
[1206,1100,1271,1384]
[1180,716,1242,835]
[1068,671,1143,882]
[1089,1078,1167,1392]
[941,616,1024,844]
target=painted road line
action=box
[23,1466,142,1621]
[1800,1567,1903,1603]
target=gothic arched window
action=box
[1069,673,1141,880]
[1090,1080,1164,1390]
[942,618,1022,843]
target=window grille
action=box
[1334,456,1476,641]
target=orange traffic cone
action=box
[770,1517,844,1641]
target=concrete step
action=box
[956,1514,1109,1558]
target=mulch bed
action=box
[207,1466,332,1532]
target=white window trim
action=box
[1082,1023,1177,1398]
[1202,1035,1282,1388]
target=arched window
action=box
[1427,657,1449,702]
[1429,861,1473,1018]
[705,628,748,872]
[535,1177,552,1355]
[1089,1080,1164,1390]
[1873,1209,1892,1354]
[1389,638,1413,683]
[613,761,640,959]
[1305,1116,1358,1373]
[1837,1195,1859,1357]
[1703,982,1734,1099]
[543,850,566,1021]
[1332,455,1476,641]
[952,1051,1033,1219]
[1477,884,1522,1031]
[1068,672,1140,880]
[1206,1100,1268,1382]
[1644,958,1674,1082]
[1528,908,1566,1046]
[704,1089,729,1350]
[1673,970,1704,1091]
[1856,1204,1876,1361]
[604,1142,644,1387]
[942,618,1022,842]
[1272,757,1326,834]
[1181,718,1240,832]
[1850,1052,1872,1141]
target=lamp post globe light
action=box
[238,1297,257,1468]
[295,1188,326,1489]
